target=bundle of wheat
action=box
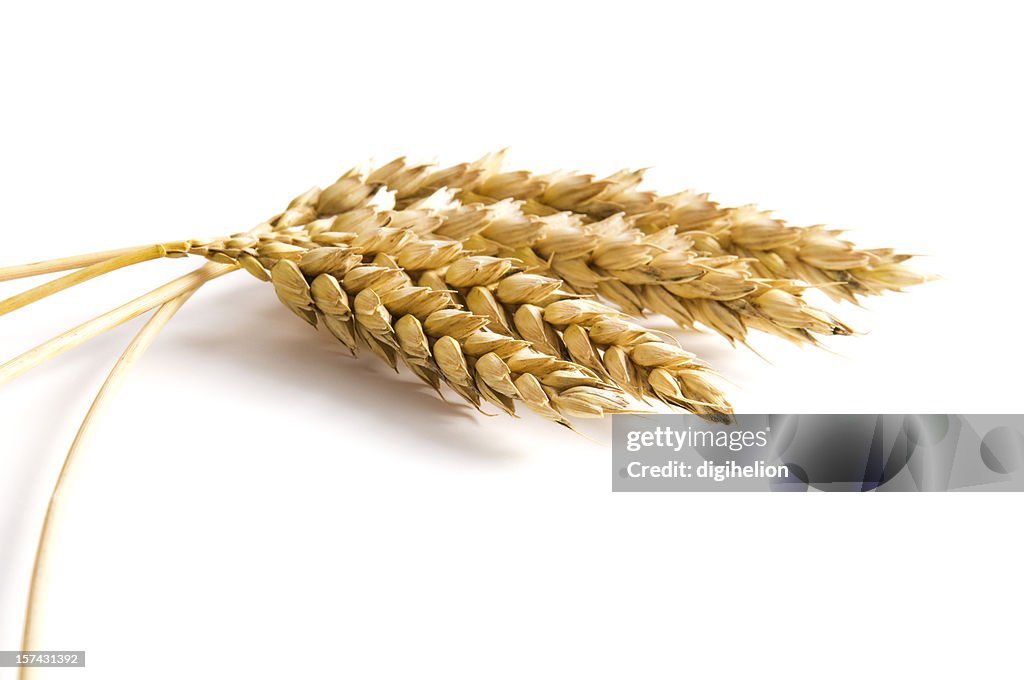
[0,153,929,668]
[0,152,934,424]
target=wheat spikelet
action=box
[632,198,929,303]
[409,259,733,421]
[364,156,853,346]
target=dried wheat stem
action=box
[0,262,236,385]
[0,242,190,283]
[0,245,169,317]
[17,289,199,680]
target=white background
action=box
[1,1,1022,678]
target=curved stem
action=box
[17,286,205,680]
[0,262,237,386]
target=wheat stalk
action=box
[0,244,185,283]
[0,244,175,317]
[0,153,933,669]
[17,288,202,680]
[0,153,928,419]
[0,262,236,385]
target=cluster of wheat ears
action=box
[1,151,929,424]
[1,152,928,662]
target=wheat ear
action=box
[240,178,733,419]
[363,157,853,346]
[634,198,932,302]
[407,260,733,421]
[177,186,636,425]
[330,192,733,416]
[250,188,733,417]
[453,151,928,303]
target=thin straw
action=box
[0,245,168,317]
[0,244,188,283]
[0,262,236,386]
[17,287,203,679]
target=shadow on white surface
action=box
[162,275,550,464]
